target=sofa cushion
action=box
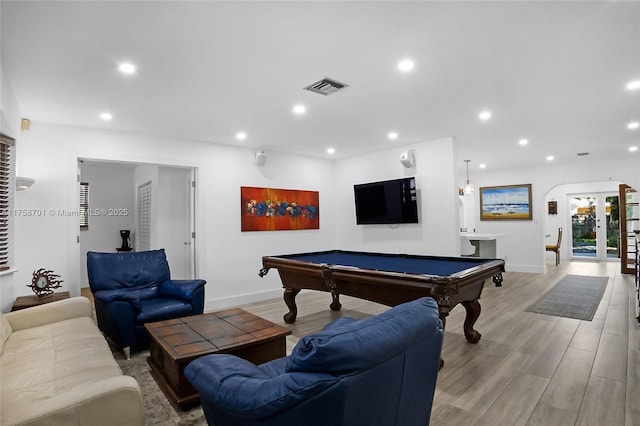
[0,312,11,355]
[135,297,192,323]
[1,316,124,425]
[286,297,441,374]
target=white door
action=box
[156,167,195,279]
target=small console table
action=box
[461,233,505,259]
[11,291,70,311]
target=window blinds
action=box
[80,182,89,229]
[0,135,15,271]
[137,181,152,251]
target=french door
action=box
[620,184,639,274]
[569,193,619,261]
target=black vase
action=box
[117,229,132,252]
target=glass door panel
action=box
[606,195,620,258]
[570,193,618,261]
[571,196,596,258]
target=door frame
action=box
[568,192,618,262]
[78,159,198,283]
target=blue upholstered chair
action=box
[185,297,443,426]
[87,249,206,358]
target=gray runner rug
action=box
[525,274,608,321]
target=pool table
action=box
[259,250,505,344]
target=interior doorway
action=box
[569,193,619,261]
[78,159,197,287]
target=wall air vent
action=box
[303,77,348,96]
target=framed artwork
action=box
[480,184,532,221]
[241,186,319,231]
[548,200,558,215]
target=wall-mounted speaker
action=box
[400,150,415,168]
[254,151,266,166]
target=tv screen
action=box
[354,177,418,225]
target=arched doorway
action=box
[543,181,630,265]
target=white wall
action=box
[0,64,20,139]
[4,121,337,312]
[334,137,460,256]
[79,162,136,287]
[466,155,640,273]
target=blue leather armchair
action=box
[185,297,443,426]
[87,249,206,358]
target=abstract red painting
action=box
[241,186,320,231]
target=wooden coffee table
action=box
[145,308,291,408]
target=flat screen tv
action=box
[353,177,418,225]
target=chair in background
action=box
[546,227,563,266]
[87,248,206,358]
[185,297,444,426]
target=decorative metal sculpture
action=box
[28,269,63,297]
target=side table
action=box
[11,291,71,311]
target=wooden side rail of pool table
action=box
[259,255,505,346]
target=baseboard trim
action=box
[505,264,546,274]
[204,288,283,312]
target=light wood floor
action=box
[83,261,639,425]
[238,261,639,426]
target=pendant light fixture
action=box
[463,160,475,194]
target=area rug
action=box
[525,274,608,321]
[114,349,206,426]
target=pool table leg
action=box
[461,299,482,343]
[329,290,342,311]
[437,314,448,370]
[492,273,504,287]
[283,288,301,324]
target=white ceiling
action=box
[2,1,639,177]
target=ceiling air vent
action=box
[303,77,348,96]
[577,152,590,156]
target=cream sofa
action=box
[0,296,145,426]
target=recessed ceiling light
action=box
[100,112,112,121]
[478,110,492,121]
[118,62,136,74]
[235,132,247,141]
[397,59,415,72]
[326,147,336,155]
[627,121,639,130]
[293,104,306,115]
[630,146,638,152]
[518,139,529,146]
[626,80,640,91]
[479,163,487,169]
[546,155,554,161]
[388,132,398,140]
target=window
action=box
[80,182,89,229]
[137,181,152,251]
[0,134,15,271]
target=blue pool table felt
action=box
[282,251,489,277]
